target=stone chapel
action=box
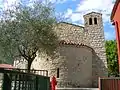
[14,12,108,88]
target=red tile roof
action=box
[59,40,85,47]
[0,64,15,69]
[59,40,94,51]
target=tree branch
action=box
[18,46,29,60]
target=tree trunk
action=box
[27,60,33,73]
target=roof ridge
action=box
[59,40,86,47]
[59,40,94,51]
[59,22,84,28]
[83,12,102,16]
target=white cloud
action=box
[71,13,84,23]
[1,0,68,10]
[1,0,20,10]
[2,0,17,5]
[1,0,115,23]
[64,0,116,40]
[65,8,73,17]
[65,0,115,24]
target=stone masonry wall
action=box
[13,57,27,69]
[83,12,108,87]
[32,45,93,88]
[54,22,85,44]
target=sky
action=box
[0,0,116,40]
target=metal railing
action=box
[13,68,48,76]
[0,68,50,90]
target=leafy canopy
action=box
[0,1,59,66]
[105,40,119,76]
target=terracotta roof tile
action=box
[0,64,15,69]
[59,40,86,46]
[59,40,94,52]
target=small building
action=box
[111,0,120,72]
[14,12,108,88]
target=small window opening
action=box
[57,68,59,78]
[89,18,92,25]
[94,18,97,24]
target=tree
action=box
[105,40,119,76]
[0,1,59,72]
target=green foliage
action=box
[105,40,119,76]
[0,1,59,70]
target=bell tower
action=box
[83,12,108,87]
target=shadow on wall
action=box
[42,45,108,88]
[92,51,108,88]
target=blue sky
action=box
[0,0,116,40]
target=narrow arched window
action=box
[94,18,97,24]
[89,18,92,25]
[57,68,59,78]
